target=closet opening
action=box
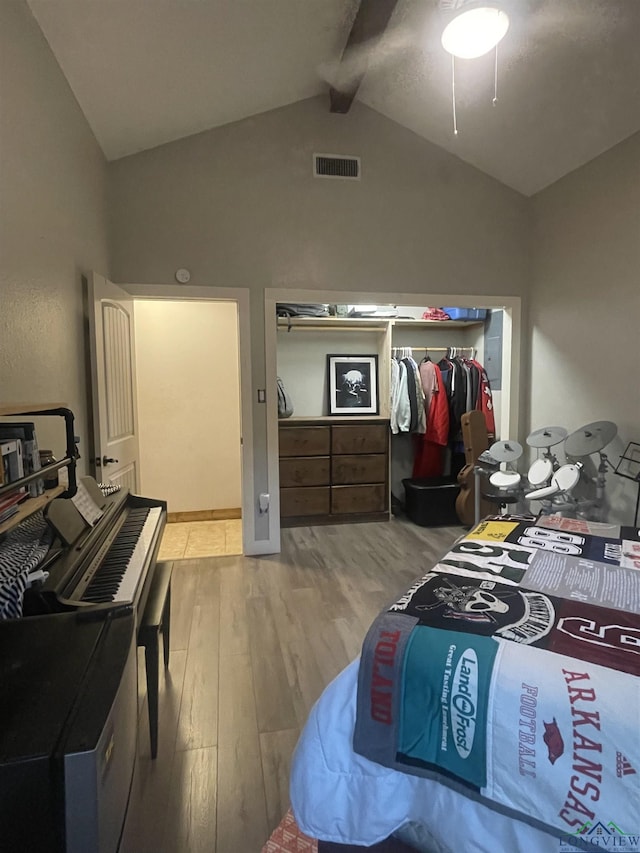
[265,291,519,543]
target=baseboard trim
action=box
[167,507,242,523]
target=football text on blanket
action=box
[353,516,640,842]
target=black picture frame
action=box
[326,354,379,416]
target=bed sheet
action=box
[290,659,587,853]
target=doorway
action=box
[133,298,243,559]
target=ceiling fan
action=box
[318,0,552,118]
[320,0,512,115]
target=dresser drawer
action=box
[331,454,387,485]
[331,484,387,514]
[331,424,388,455]
[279,426,330,457]
[280,487,330,517]
[279,456,330,487]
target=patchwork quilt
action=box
[353,515,640,845]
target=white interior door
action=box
[87,272,140,492]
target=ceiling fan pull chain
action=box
[452,54,458,135]
[493,43,499,105]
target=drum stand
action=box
[529,421,618,522]
[535,490,580,519]
[614,441,640,527]
[524,426,568,512]
[563,421,617,522]
[591,451,614,521]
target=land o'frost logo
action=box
[451,649,478,758]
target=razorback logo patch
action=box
[543,718,565,765]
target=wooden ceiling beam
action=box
[329,0,400,114]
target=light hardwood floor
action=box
[120,518,463,853]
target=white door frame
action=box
[121,284,256,555]
[265,288,522,552]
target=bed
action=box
[290,515,640,853]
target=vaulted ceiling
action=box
[27,0,640,195]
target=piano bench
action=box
[137,560,173,760]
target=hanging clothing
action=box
[463,362,473,413]
[439,356,466,442]
[392,343,495,479]
[473,361,496,441]
[469,360,480,414]
[411,358,426,434]
[438,357,452,399]
[390,358,400,434]
[391,352,426,435]
[418,359,438,420]
[412,363,449,478]
[394,360,411,433]
[401,358,419,433]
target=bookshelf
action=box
[0,403,69,416]
[0,403,77,536]
[0,486,65,536]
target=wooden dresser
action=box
[278,417,390,527]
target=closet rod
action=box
[393,346,475,352]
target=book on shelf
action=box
[1,439,25,495]
[0,422,44,497]
[0,507,18,524]
[0,491,25,509]
[0,490,26,524]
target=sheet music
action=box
[71,480,104,526]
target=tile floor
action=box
[157,519,243,560]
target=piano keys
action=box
[81,506,163,605]
[24,477,167,620]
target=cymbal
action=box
[526,426,568,449]
[489,439,523,463]
[564,421,617,457]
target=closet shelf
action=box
[391,319,484,330]
[277,317,484,331]
[277,317,389,331]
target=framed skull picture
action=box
[327,354,379,416]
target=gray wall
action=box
[109,96,529,296]
[109,96,530,538]
[529,133,640,523]
[0,0,110,462]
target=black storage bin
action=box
[402,476,461,527]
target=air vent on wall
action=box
[313,153,361,180]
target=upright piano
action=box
[0,478,166,853]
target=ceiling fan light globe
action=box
[441,7,509,59]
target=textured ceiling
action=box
[27,0,640,195]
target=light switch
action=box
[257,389,266,403]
